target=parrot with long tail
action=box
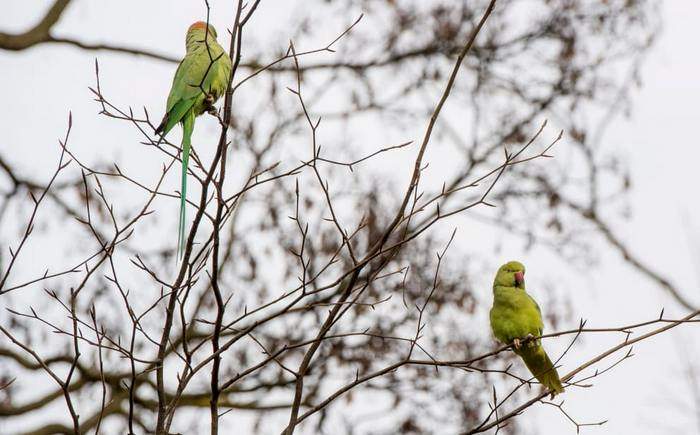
[155,21,232,258]
[490,261,564,396]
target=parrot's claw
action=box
[512,338,521,350]
[203,94,217,115]
[205,93,222,117]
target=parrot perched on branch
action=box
[489,261,564,396]
[155,21,232,258]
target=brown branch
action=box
[47,37,178,63]
[207,3,244,433]
[0,1,177,62]
[0,0,71,50]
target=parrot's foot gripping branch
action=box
[204,94,218,116]
[512,334,537,351]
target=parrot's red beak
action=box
[514,271,524,286]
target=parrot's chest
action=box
[490,291,541,344]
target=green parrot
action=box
[155,21,232,258]
[489,261,564,396]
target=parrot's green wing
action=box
[166,55,209,113]
[159,97,197,138]
[166,48,230,115]
[526,293,544,336]
[157,53,208,136]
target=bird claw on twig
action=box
[525,333,536,346]
[512,338,521,350]
[203,93,217,115]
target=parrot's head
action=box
[187,21,218,41]
[494,261,526,289]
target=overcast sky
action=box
[2,1,700,434]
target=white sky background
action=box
[1,1,700,434]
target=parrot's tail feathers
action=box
[516,344,564,396]
[177,190,186,259]
[176,111,195,261]
[538,358,564,396]
[176,152,189,260]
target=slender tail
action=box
[177,111,195,260]
[515,343,564,396]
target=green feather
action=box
[160,98,197,137]
[177,109,195,259]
